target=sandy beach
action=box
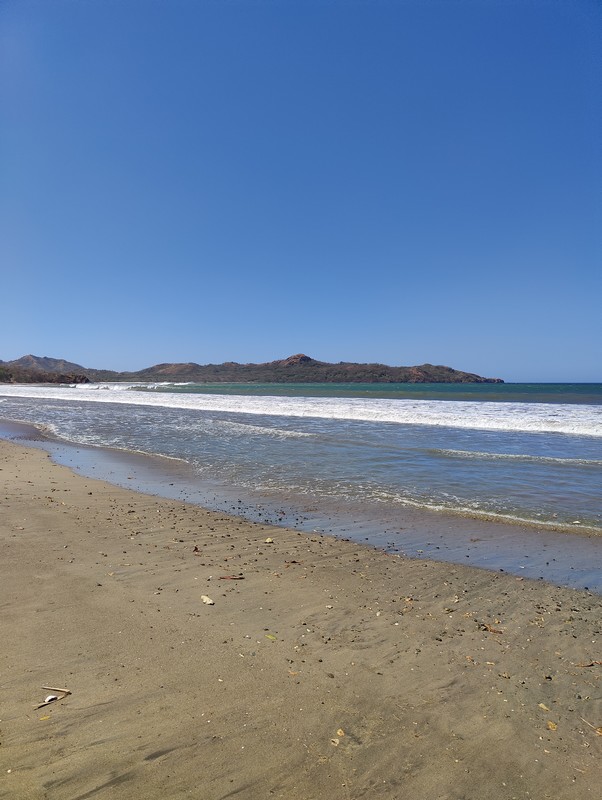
[1,439,600,799]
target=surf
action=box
[0,383,600,437]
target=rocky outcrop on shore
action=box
[0,363,90,384]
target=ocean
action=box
[1,381,601,591]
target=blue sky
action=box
[1,0,600,381]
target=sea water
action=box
[1,382,601,589]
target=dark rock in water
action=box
[58,374,90,384]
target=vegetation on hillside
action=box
[0,353,503,384]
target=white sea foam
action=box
[430,449,602,466]
[207,419,313,439]
[0,383,601,437]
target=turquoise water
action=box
[130,381,602,404]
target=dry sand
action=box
[1,439,600,799]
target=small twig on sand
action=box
[34,686,72,709]
[479,622,503,634]
[580,718,602,735]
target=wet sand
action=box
[1,439,601,799]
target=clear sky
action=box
[1,0,600,381]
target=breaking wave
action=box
[0,383,600,437]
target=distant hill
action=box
[0,353,503,384]
[5,355,92,374]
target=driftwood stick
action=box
[580,717,602,734]
[34,686,72,709]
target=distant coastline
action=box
[0,352,503,385]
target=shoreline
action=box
[1,418,601,594]
[1,438,601,799]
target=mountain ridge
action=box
[0,354,504,384]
